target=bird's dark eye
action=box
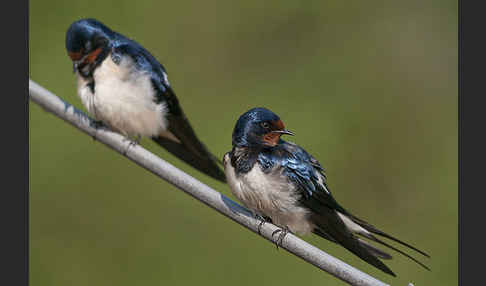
[261,122,270,129]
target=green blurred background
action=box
[29,0,457,285]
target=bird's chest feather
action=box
[223,153,314,234]
[76,53,168,137]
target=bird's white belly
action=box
[223,154,314,234]
[76,54,168,137]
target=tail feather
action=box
[349,214,430,258]
[311,210,396,276]
[314,229,392,260]
[357,238,392,260]
[152,99,226,182]
[152,136,226,182]
[358,232,431,271]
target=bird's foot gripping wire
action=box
[122,135,141,155]
[271,226,291,250]
[90,120,105,141]
[253,213,272,235]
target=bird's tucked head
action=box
[232,107,294,149]
[65,18,113,77]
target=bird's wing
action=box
[112,42,226,182]
[278,141,396,276]
[278,142,346,213]
[280,141,429,275]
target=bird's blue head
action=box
[232,107,294,148]
[66,18,114,76]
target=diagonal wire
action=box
[29,79,390,286]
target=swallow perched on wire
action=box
[223,107,430,276]
[65,18,225,182]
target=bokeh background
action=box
[29,1,457,285]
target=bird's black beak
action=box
[272,130,294,136]
[72,58,84,73]
[69,51,84,73]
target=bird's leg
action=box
[253,213,271,235]
[271,226,291,250]
[90,120,105,141]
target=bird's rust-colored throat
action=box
[263,119,285,146]
[68,51,83,61]
[68,48,103,64]
[85,48,103,64]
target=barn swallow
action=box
[223,107,430,276]
[65,18,225,182]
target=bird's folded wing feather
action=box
[112,41,225,182]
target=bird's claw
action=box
[258,220,266,235]
[254,213,270,235]
[122,135,141,155]
[91,120,104,141]
[271,226,290,250]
